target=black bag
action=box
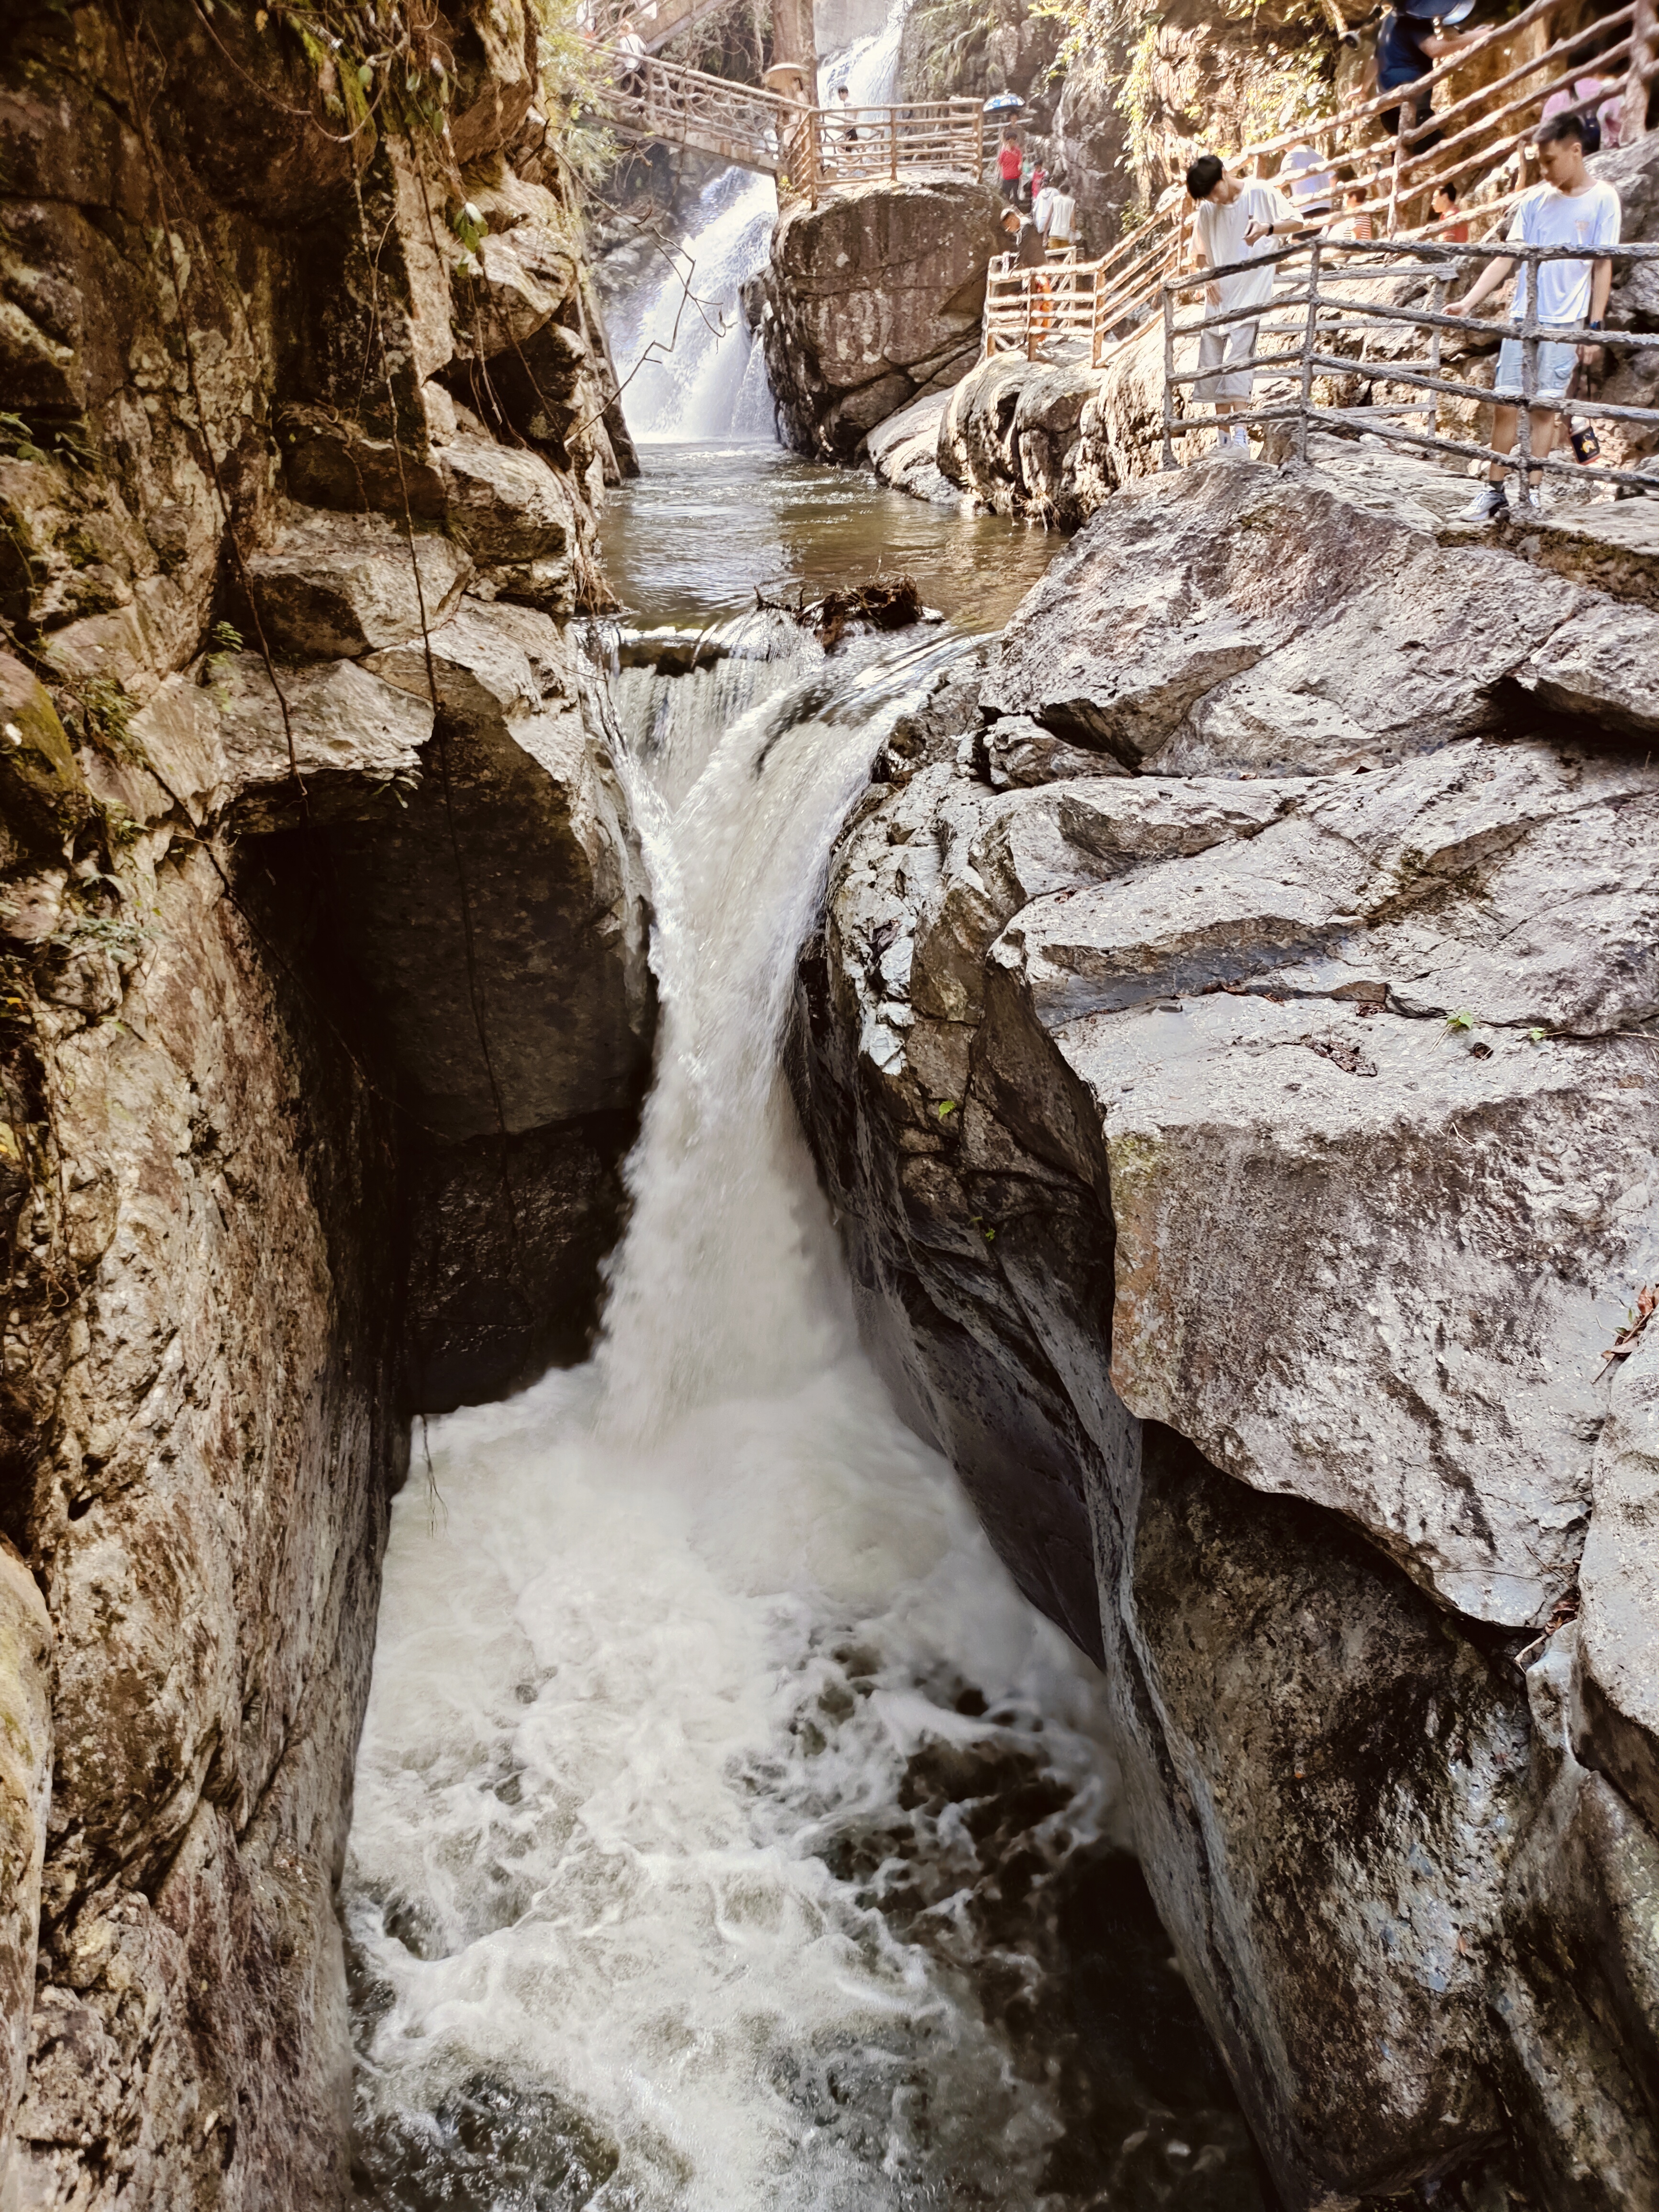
[1565,364,1601,464]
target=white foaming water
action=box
[346,626,1130,2211]
[820,0,907,106]
[615,168,777,442]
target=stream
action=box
[343,157,1266,2212]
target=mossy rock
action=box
[0,651,92,868]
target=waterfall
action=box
[345,624,1128,2212]
[612,167,778,442]
[819,0,907,106]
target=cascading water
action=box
[611,166,777,441]
[820,0,906,106]
[344,612,1261,2210]
[610,0,910,447]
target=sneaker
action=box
[1515,480,1545,515]
[1459,481,1510,524]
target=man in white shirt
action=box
[615,16,647,94]
[1277,133,1334,219]
[1446,111,1620,520]
[1038,173,1078,258]
[1185,155,1300,449]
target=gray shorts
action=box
[1494,335,1578,403]
[1194,318,1261,404]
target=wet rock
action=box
[867,389,957,505]
[236,509,471,662]
[939,356,1100,529]
[793,448,1659,2204]
[350,604,652,1139]
[764,178,1005,463]
[400,1109,635,1410]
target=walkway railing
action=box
[590,49,809,177]
[801,100,984,193]
[982,0,1650,372]
[588,47,982,201]
[1157,236,1659,493]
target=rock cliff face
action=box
[0,0,648,2198]
[763,178,1004,461]
[792,448,1659,2208]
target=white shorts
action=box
[1195,318,1261,404]
[1493,335,1578,403]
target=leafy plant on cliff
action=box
[1032,0,1338,218]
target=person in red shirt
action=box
[997,131,1023,204]
[1431,179,1470,242]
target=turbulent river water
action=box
[344,199,1264,2212]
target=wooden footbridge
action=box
[589,45,984,205]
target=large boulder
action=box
[792,448,1659,2207]
[763,177,1005,461]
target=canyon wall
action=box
[0,0,648,2199]
[793,446,1659,2208]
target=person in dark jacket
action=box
[999,203,1052,345]
[1001,202,1047,269]
[1354,2,1480,147]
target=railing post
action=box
[1297,238,1322,464]
[1517,245,1536,498]
[1386,111,1407,236]
[889,106,898,180]
[1625,0,1657,136]
[1426,269,1446,442]
[1161,280,1177,470]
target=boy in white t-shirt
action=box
[1445,111,1621,520]
[1185,155,1299,448]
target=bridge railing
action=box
[588,48,982,199]
[592,47,809,174]
[981,0,1648,371]
[1156,235,1659,493]
[806,100,984,191]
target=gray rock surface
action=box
[355,603,652,1139]
[764,178,1005,462]
[867,390,957,505]
[0,1548,53,2205]
[237,510,472,662]
[793,446,1659,2206]
[1574,1329,1659,1836]
[939,355,1101,529]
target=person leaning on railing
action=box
[1000,202,1054,344]
[1444,110,1620,521]
[1185,154,1300,450]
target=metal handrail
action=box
[1157,236,1659,496]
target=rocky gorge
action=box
[0,0,1657,2204]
